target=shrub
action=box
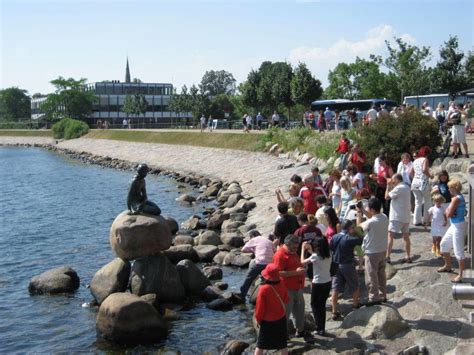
[357,110,441,167]
[52,118,89,139]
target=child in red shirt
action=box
[254,263,289,354]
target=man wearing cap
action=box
[239,230,276,299]
[273,234,308,338]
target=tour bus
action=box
[310,98,398,129]
[404,91,473,109]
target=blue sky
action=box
[1,0,473,95]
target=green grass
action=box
[0,130,52,137]
[85,130,263,151]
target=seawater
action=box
[0,147,253,353]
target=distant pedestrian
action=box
[200,114,206,132]
[208,114,213,132]
[318,110,326,132]
[334,110,340,132]
[256,112,264,130]
[410,146,433,226]
[272,111,280,127]
[324,107,333,130]
[335,133,350,170]
[122,118,128,129]
[254,263,289,354]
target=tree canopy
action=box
[0,87,31,121]
[200,70,236,96]
[42,77,96,121]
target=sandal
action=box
[437,267,453,273]
[352,303,362,309]
[331,311,342,321]
[451,277,463,283]
[402,257,413,264]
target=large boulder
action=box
[206,212,230,230]
[221,220,245,233]
[173,234,194,246]
[201,285,223,302]
[220,233,245,248]
[96,292,167,343]
[176,259,211,294]
[163,216,179,235]
[224,193,243,208]
[163,245,199,263]
[339,305,409,340]
[130,255,185,302]
[194,245,220,262]
[28,266,80,295]
[176,194,196,204]
[206,298,233,311]
[202,182,222,197]
[221,340,250,355]
[182,216,206,230]
[235,199,256,213]
[231,253,253,268]
[385,263,397,280]
[90,258,131,304]
[213,251,229,265]
[198,230,221,246]
[109,211,172,260]
[203,266,223,280]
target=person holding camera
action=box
[385,173,412,263]
[357,197,389,305]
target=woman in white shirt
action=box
[301,237,332,336]
[349,165,365,191]
[396,153,413,185]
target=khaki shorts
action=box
[389,221,410,234]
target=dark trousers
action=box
[310,281,332,332]
[240,262,267,298]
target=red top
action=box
[350,151,366,173]
[299,186,326,215]
[377,165,390,188]
[273,247,305,290]
[336,138,349,154]
[254,282,289,323]
[325,225,337,243]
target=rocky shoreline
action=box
[2,136,474,354]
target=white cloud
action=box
[288,24,416,85]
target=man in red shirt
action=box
[336,133,350,170]
[273,234,309,338]
[299,174,327,215]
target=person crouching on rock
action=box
[254,263,289,355]
[127,164,161,216]
[329,219,363,320]
[239,230,277,300]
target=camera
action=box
[349,204,357,210]
[356,200,364,209]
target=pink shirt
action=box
[241,236,275,265]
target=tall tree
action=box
[372,37,431,101]
[240,70,261,114]
[122,94,148,127]
[324,58,400,101]
[42,77,96,121]
[462,51,474,88]
[431,36,466,98]
[291,63,323,107]
[0,87,31,121]
[200,70,236,96]
[270,62,294,118]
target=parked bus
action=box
[309,98,398,129]
[404,92,473,109]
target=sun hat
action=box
[261,263,281,282]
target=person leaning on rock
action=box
[127,164,161,216]
[239,230,277,300]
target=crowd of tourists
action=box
[239,138,468,354]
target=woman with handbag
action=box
[254,263,289,354]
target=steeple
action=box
[125,57,131,83]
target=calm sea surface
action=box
[0,147,252,354]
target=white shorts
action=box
[452,125,466,144]
[431,225,448,237]
[440,222,467,259]
[388,221,410,234]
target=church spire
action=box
[125,57,131,83]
